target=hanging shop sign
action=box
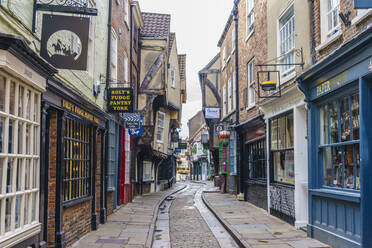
[171,131,179,143]
[124,113,141,129]
[214,124,225,136]
[107,88,133,113]
[128,115,143,137]
[219,140,228,175]
[62,100,99,124]
[40,14,89,70]
[178,143,187,150]
[201,134,209,144]
[205,107,220,119]
[354,0,372,8]
[138,125,154,145]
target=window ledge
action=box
[245,30,254,42]
[281,71,296,84]
[315,32,342,52]
[63,195,93,208]
[309,188,360,203]
[271,181,295,188]
[246,104,255,111]
[352,9,372,26]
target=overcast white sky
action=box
[138,0,232,138]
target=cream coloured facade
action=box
[259,0,312,228]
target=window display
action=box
[270,112,294,184]
[320,92,360,190]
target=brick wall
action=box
[245,181,267,210]
[47,112,57,247]
[313,0,372,62]
[112,0,131,84]
[237,0,268,123]
[107,191,114,215]
[63,201,92,247]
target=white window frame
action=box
[232,26,236,52]
[171,69,175,88]
[320,0,340,43]
[278,4,295,78]
[111,29,118,85]
[124,51,129,87]
[232,71,236,110]
[228,78,232,113]
[124,0,129,26]
[0,75,41,242]
[352,8,372,25]
[223,84,227,117]
[247,59,255,108]
[246,0,255,40]
[156,112,165,143]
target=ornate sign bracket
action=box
[256,48,305,99]
[32,0,98,33]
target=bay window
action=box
[0,75,41,237]
[270,112,294,184]
[319,92,360,190]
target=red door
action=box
[120,128,125,204]
[120,129,132,205]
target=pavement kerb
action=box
[201,192,251,248]
[145,184,187,248]
[190,180,207,185]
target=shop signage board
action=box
[354,0,372,8]
[124,113,141,129]
[107,88,133,113]
[205,107,220,119]
[178,143,187,150]
[214,124,225,136]
[62,100,99,124]
[40,14,90,70]
[138,126,154,145]
[128,115,143,137]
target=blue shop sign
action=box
[310,56,372,99]
[354,0,372,9]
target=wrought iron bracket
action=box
[256,48,305,69]
[32,0,98,33]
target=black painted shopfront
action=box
[41,78,108,247]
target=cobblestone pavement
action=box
[72,184,185,248]
[169,183,221,248]
[203,192,330,248]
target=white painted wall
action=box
[294,105,309,228]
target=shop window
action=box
[270,112,294,184]
[0,74,41,237]
[246,0,254,38]
[247,138,266,180]
[107,121,118,190]
[320,92,360,190]
[143,161,153,181]
[63,118,92,202]
[124,130,131,184]
[279,5,295,77]
[156,112,165,143]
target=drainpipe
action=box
[106,0,112,90]
[233,0,241,194]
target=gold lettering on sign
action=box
[62,100,99,124]
[316,72,348,96]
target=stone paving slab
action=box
[202,192,330,248]
[72,184,185,248]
